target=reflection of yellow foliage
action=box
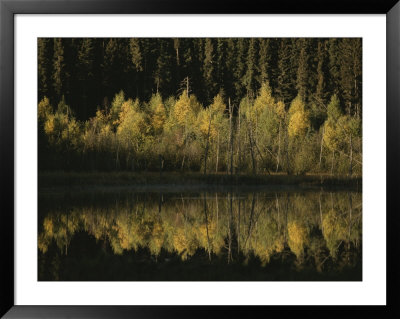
[149,222,164,256]
[44,115,55,136]
[38,193,362,268]
[38,233,50,253]
[322,209,347,258]
[43,218,54,237]
[252,240,274,265]
[288,221,308,257]
[38,96,52,121]
[274,238,285,253]
[173,227,189,259]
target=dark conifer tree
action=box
[38,38,53,102]
[242,38,258,98]
[53,38,66,100]
[234,38,247,100]
[276,38,295,105]
[296,38,309,100]
[203,38,217,103]
[257,38,270,87]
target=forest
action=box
[38,38,362,176]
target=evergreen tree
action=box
[339,38,362,117]
[233,39,247,102]
[53,38,66,99]
[276,39,294,105]
[315,40,328,105]
[38,38,53,102]
[203,38,217,103]
[296,39,309,100]
[242,38,258,98]
[257,38,270,87]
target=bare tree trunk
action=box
[116,142,120,170]
[237,198,241,254]
[159,154,163,177]
[227,193,232,263]
[237,106,241,174]
[319,126,325,171]
[248,124,256,175]
[176,47,179,66]
[215,131,219,173]
[244,193,256,249]
[65,209,69,256]
[204,112,212,175]
[319,192,323,230]
[181,130,186,172]
[348,193,353,252]
[216,193,219,231]
[275,193,280,233]
[285,116,290,174]
[229,98,233,176]
[276,121,281,172]
[181,154,185,172]
[203,193,211,261]
[158,192,163,214]
[349,134,353,176]
[254,140,271,175]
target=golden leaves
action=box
[287,221,309,257]
[288,96,310,138]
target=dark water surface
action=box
[38,189,362,281]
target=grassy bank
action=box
[39,171,362,192]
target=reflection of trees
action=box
[39,191,362,270]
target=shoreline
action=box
[38,171,362,193]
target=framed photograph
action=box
[1,0,398,318]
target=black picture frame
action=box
[1,0,399,318]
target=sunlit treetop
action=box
[288,95,310,138]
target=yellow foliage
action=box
[44,115,55,136]
[253,82,275,115]
[173,91,200,127]
[276,100,286,119]
[38,233,50,254]
[173,227,189,259]
[150,222,164,255]
[209,94,226,114]
[322,209,348,258]
[198,109,214,138]
[323,119,340,151]
[117,100,149,150]
[288,221,308,257]
[173,93,192,126]
[43,217,54,237]
[152,103,167,133]
[38,97,52,121]
[288,96,310,137]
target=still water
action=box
[38,189,362,281]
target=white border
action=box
[15,14,386,305]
